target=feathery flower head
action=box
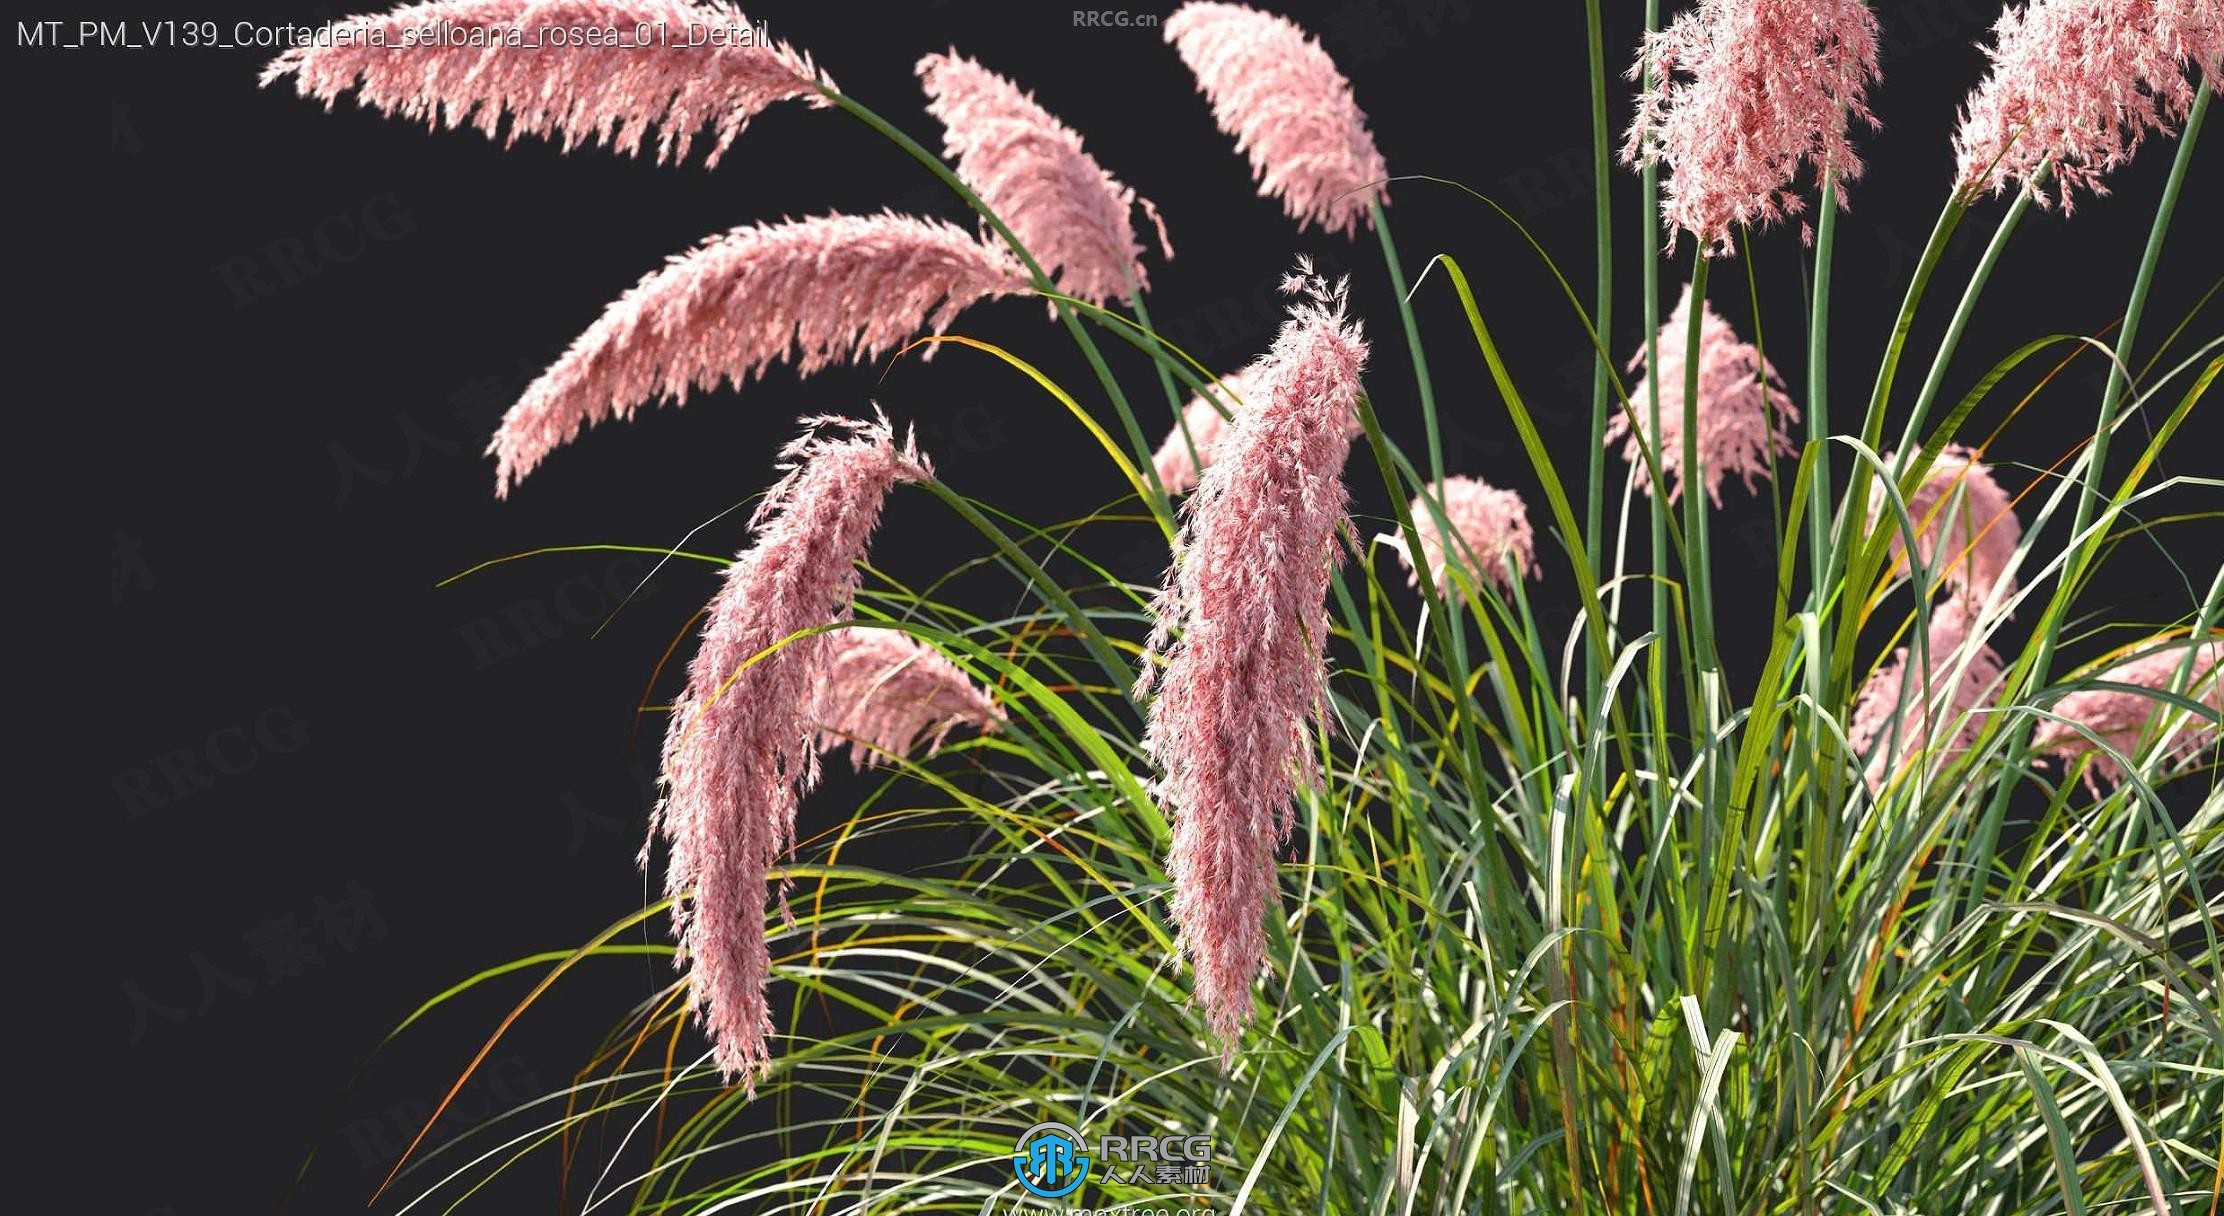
[652,413,930,1082]
[1869,445,2022,608]
[1385,476,1540,595]
[1954,0,2224,213]
[1150,364,1364,495]
[1848,599,2007,789]
[1140,264,1367,1043]
[1607,282,1799,506]
[261,0,832,167]
[2032,637,2222,792]
[813,629,1004,769]
[490,212,1025,494]
[918,51,1170,307]
[1622,0,1882,256]
[1163,2,1389,237]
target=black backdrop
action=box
[32,1,2218,1210]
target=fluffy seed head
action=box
[1385,476,1540,595]
[1622,0,1882,256]
[1163,2,1389,236]
[1954,0,2224,213]
[1150,364,1364,495]
[813,629,1004,769]
[490,212,1025,494]
[1870,445,2022,608]
[261,0,832,167]
[1849,600,2007,790]
[918,51,1170,306]
[1609,282,1799,506]
[651,414,930,1082]
[2032,636,2222,792]
[1140,266,1367,1044]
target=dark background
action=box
[29,0,2216,1210]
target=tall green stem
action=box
[1372,200,1444,487]
[1683,256,1716,672]
[1584,0,1614,590]
[2041,84,2210,684]
[1805,178,1836,625]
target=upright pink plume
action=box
[1622,0,1882,255]
[918,51,1170,307]
[490,212,1025,494]
[1608,282,1799,506]
[652,414,930,1082]
[1954,0,2223,213]
[1870,445,2022,608]
[813,629,1004,770]
[1848,600,2007,789]
[1150,364,1363,495]
[1139,266,1368,1043]
[1385,476,1540,595]
[1163,2,1389,237]
[261,0,832,168]
[2032,637,2222,792]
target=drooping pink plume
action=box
[918,51,1170,307]
[1385,476,1540,595]
[1139,265,1368,1043]
[1608,282,1799,506]
[261,0,832,168]
[1163,2,1389,237]
[489,212,1026,494]
[1848,599,2007,789]
[1870,445,2022,608]
[1150,364,1364,495]
[1622,0,1882,255]
[812,629,1004,769]
[2032,636,2222,792]
[651,414,930,1082]
[1954,0,2224,213]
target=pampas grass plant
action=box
[273,1,2221,1211]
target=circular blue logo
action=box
[1012,1120,1091,1199]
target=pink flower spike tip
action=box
[1622,0,1882,256]
[1608,282,1799,507]
[1140,266,1368,1045]
[261,0,833,168]
[489,212,1025,495]
[1385,476,1540,596]
[813,629,1004,770]
[918,51,1169,307]
[2031,636,2222,793]
[651,413,930,1083]
[1954,0,2224,213]
[1849,600,2007,790]
[1164,2,1390,237]
[1870,445,2022,609]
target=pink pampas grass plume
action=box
[1953,0,2224,214]
[490,212,1025,494]
[813,629,1004,769]
[1608,282,1799,506]
[918,51,1171,307]
[1622,0,1882,256]
[1848,599,2007,788]
[1384,476,1540,595]
[261,0,831,168]
[1869,445,2022,608]
[1163,2,1389,237]
[1139,264,1368,1043]
[651,414,930,1082]
[2032,636,2222,792]
[1150,364,1364,495]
